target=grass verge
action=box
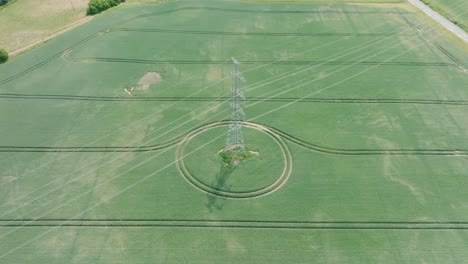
[419,0,467,31]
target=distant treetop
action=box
[87,0,126,15]
[0,48,8,64]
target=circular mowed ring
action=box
[176,121,292,199]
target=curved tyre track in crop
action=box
[1,121,467,156]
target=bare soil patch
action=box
[137,72,162,90]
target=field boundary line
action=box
[408,0,468,43]
[399,15,467,70]
[8,16,94,57]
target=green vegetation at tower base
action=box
[218,146,254,166]
[0,48,8,63]
[87,0,126,15]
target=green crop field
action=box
[0,0,467,263]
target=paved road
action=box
[408,0,468,43]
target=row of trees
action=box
[1,0,10,63]
[87,0,126,15]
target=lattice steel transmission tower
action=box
[224,57,246,153]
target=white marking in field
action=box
[124,88,132,96]
[249,151,260,156]
[1,176,17,183]
[383,155,426,204]
[60,49,72,59]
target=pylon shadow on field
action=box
[205,162,236,212]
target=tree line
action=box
[1,0,10,63]
[87,0,126,15]
[0,49,8,64]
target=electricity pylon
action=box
[224,57,246,153]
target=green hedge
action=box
[87,0,125,15]
[0,48,8,64]
[0,0,9,6]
